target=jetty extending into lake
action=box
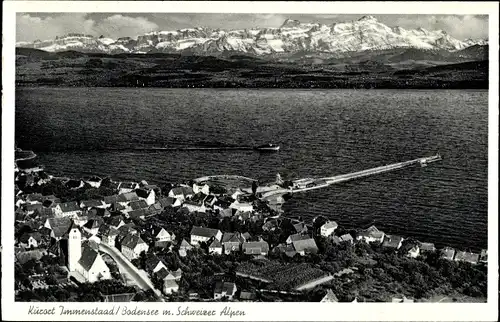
[260,154,443,201]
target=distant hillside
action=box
[15,47,488,89]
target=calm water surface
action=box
[15,88,488,251]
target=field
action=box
[236,260,329,290]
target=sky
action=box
[16,13,489,42]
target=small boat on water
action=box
[254,143,280,152]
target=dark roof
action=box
[210,239,222,248]
[108,215,124,227]
[170,186,194,196]
[121,234,145,249]
[190,226,220,238]
[145,255,165,272]
[156,267,170,280]
[117,192,139,203]
[25,203,44,212]
[59,201,80,213]
[98,224,118,237]
[129,200,149,210]
[26,193,43,202]
[19,232,42,243]
[205,195,216,203]
[78,246,99,271]
[222,232,244,243]
[47,217,73,238]
[128,209,147,219]
[190,192,208,204]
[84,218,103,229]
[81,200,105,208]
[292,238,319,253]
[149,203,163,212]
[214,281,236,295]
[65,179,83,188]
[159,197,175,208]
[104,195,119,204]
[88,207,110,217]
[135,188,153,199]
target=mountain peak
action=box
[281,19,301,28]
[358,15,377,22]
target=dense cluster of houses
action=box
[14,163,488,302]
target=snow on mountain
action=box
[17,16,486,56]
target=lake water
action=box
[15,87,488,251]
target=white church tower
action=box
[68,223,82,272]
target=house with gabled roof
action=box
[136,188,156,206]
[321,289,339,302]
[209,239,223,255]
[419,242,436,253]
[83,218,104,236]
[286,233,311,245]
[222,232,245,254]
[193,183,210,195]
[440,246,456,261]
[454,251,479,264]
[148,202,163,215]
[292,238,319,256]
[18,232,42,248]
[190,226,222,245]
[407,245,420,258]
[117,192,140,205]
[168,186,194,201]
[320,221,338,237]
[52,201,82,218]
[163,279,179,294]
[159,197,181,208]
[242,241,269,256]
[178,239,193,257]
[145,254,167,274]
[118,182,140,194]
[83,176,102,188]
[382,235,404,250]
[98,224,119,247]
[356,225,385,244]
[151,226,176,247]
[44,217,73,240]
[281,243,298,257]
[340,233,354,244]
[204,195,217,207]
[108,215,125,230]
[76,246,111,283]
[121,234,149,261]
[214,281,237,300]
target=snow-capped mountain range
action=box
[17,16,488,56]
